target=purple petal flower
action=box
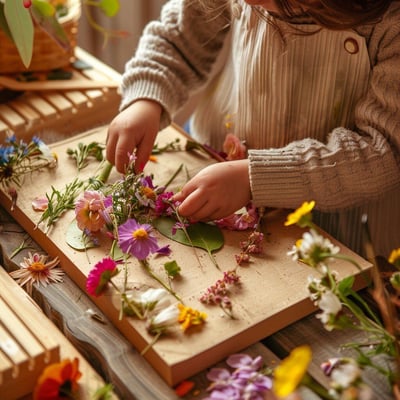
[117,218,159,260]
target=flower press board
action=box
[0,124,372,386]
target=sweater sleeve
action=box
[248,4,400,212]
[119,0,231,129]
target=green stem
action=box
[140,260,183,303]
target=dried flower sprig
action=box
[0,135,57,187]
[66,141,105,171]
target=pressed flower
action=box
[32,195,49,211]
[33,357,82,400]
[273,345,312,398]
[316,290,342,331]
[178,303,207,332]
[206,353,272,400]
[289,229,340,268]
[75,190,107,232]
[86,256,119,297]
[10,252,63,296]
[147,303,180,334]
[284,200,315,228]
[117,218,159,260]
[222,133,247,161]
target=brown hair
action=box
[274,0,394,29]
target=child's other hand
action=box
[106,100,162,173]
[173,159,251,221]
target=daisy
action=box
[117,218,159,260]
[86,256,119,297]
[10,252,63,295]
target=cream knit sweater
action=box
[119,0,400,257]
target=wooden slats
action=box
[0,268,60,400]
[0,47,120,144]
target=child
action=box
[106,0,400,258]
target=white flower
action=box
[147,304,179,334]
[316,290,342,330]
[331,359,361,389]
[298,229,340,267]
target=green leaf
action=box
[31,0,69,50]
[32,0,55,17]
[4,0,34,68]
[0,3,12,39]
[164,260,181,278]
[66,220,97,251]
[337,276,355,297]
[99,0,120,17]
[153,217,224,253]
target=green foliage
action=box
[154,217,224,253]
[99,0,120,17]
[4,0,34,68]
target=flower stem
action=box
[140,260,183,303]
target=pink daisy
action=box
[86,256,118,297]
[10,252,63,296]
[117,219,159,260]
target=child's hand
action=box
[173,159,251,221]
[106,100,162,173]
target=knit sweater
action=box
[119,0,400,257]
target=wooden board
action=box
[0,124,372,386]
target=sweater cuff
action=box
[248,149,310,209]
[119,79,174,130]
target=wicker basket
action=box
[0,0,81,74]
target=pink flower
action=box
[75,190,106,233]
[86,257,118,297]
[117,219,159,260]
[222,133,246,161]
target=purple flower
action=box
[118,218,159,260]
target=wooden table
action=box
[0,51,394,399]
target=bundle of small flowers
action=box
[0,135,57,207]
[286,200,400,397]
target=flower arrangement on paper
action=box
[0,0,123,69]
[8,130,263,352]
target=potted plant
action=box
[0,0,121,73]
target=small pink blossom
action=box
[75,190,107,233]
[222,133,246,161]
[86,256,119,297]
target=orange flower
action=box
[33,357,82,400]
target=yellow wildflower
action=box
[388,248,400,268]
[178,303,207,332]
[284,201,315,228]
[273,345,312,398]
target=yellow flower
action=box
[388,248,400,268]
[284,201,315,228]
[273,345,312,398]
[178,304,207,332]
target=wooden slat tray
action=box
[0,48,121,144]
[0,124,372,386]
[0,268,60,399]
